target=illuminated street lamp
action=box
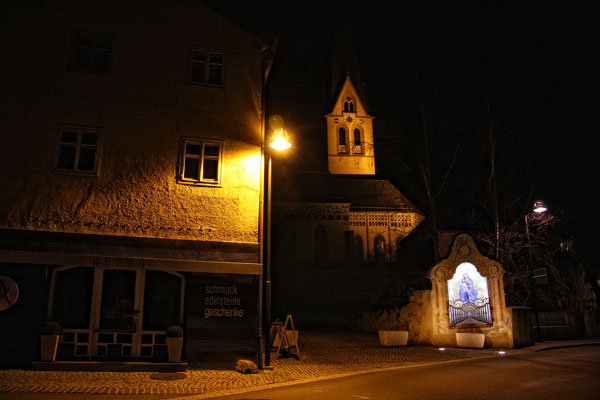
[525,200,548,342]
[261,117,291,369]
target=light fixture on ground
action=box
[262,116,291,369]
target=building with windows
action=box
[0,0,273,368]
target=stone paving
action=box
[0,330,526,397]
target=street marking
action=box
[313,389,324,392]
[350,395,370,399]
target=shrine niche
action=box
[429,234,514,348]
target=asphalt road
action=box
[212,346,600,400]
[1,346,598,400]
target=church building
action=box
[273,74,423,265]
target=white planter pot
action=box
[456,332,485,349]
[40,335,59,361]
[378,330,408,347]
[167,337,183,362]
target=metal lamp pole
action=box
[263,128,290,369]
[525,200,547,342]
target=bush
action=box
[356,306,408,332]
[41,321,63,336]
[166,325,184,338]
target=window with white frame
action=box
[189,49,225,87]
[55,127,101,173]
[69,33,113,74]
[179,138,222,185]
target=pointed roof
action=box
[329,5,371,113]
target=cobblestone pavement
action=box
[0,330,530,397]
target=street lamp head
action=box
[533,200,547,213]
[269,128,291,151]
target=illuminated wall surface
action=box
[0,0,266,246]
[448,262,489,304]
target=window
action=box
[56,127,100,173]
[343,96,355,112]
[338,127,347,153]
[353,128,363,154]
[69,33,113,74]
[314,225,328,262]
[189,49,225,86]
[354,235,364,261]
[374,235,386,262]
[179,138,222,185]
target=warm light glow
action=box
[270,129,291,151]
[533,200,547,213]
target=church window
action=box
[314,225,328,262]
[353,128,361,146]
[374,235,386,262]
[354,235,364,261]
[343,96,355,112]
[338,127,348,153]
[353,128,363,154]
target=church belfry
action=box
[326,75,375,175]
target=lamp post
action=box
[263,125,290,369]
[525,199,547,342]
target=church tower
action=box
[326,75,375,175]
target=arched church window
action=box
[353,128,361,146]
[314,225,328,262]
[338,127,347,153]
[343,96,355,113]
[374,235,386,262]
[354,235,364,261]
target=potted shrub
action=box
[166,325,184,362]
[40,321,62,361]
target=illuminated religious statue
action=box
[459,273,478,303]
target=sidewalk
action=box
[1,331,598,398]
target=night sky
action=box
[208,1,598,250]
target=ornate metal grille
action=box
[448,299,492,327]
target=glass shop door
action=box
[93,269,143,360]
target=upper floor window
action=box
[179,138,222,185]
[343,96,355,112]
[189,49,225,87]
[56,127,101,174]
[69,33,113,74]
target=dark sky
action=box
[208,1,598,227]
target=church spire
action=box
[330,3,370,113]
[326,4,375,176]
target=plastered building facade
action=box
[0,0,272,367]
